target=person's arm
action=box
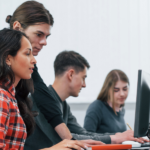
[84,102,103,132]
[54,123,72,140]
[32,65,64,128]
[0,91,10,149]
[65,103,148,144]
[84,115,99,133]
[66,103,112,144]
[40,139,88,150]
[110,130,149,144]
[32,65,74,140]
[51,122,105,145]
[51,101,110,144]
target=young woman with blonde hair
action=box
[84,69,129,133]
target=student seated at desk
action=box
[84,69,129,133]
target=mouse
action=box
[122,141,141,147]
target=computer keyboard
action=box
[141,142,150,147]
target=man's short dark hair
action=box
[54,50,90,76]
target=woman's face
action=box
[23,23,51,56]
[8,36,36,81]
[113,80,129,106]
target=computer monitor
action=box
[134,70,150,138]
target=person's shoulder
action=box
[47,85,61,102]
[48,85,55,95]
[85,100,104,118]
[90,99,105,107]
[87,100,105,111]
[0,87,8,95]
[32,64,38,73]
[33,64,38,70]
[0,88,11,103]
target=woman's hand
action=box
[110,130,149,144]
[41,139,87,150]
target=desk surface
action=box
[131,148,150,150]
[86,147,150,150]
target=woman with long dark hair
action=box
[84,70,129,134]
[0,28,36,149]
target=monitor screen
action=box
[134,70,150,137]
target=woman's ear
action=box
[6,55,12,66]
[13,21,23,31]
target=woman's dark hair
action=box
[0,28,35,137]
[6,1,54,29]
[97,69,129,114]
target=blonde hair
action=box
[97,69,129,113]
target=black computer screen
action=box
[134,70,150,137]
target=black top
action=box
[31,64,64,128]
[84,100,127,133]
[47,85,112,143]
